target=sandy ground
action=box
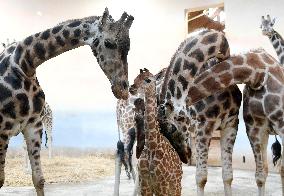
[0,166,281,196]
[3,148,115,186]
[0,148,281,195]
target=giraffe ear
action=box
[261,15,265,22]
[143,68,149,72]
[118,12,128,26]
[125,15,134,29]
[272,18,276,25]
[140,69,144,74]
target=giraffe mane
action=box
[57,16,100,26]
[160,28,214,102]
[0,40,17,55]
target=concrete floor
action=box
[0,166,281,196]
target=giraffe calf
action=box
[134,74,182,196]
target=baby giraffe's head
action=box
[129,68,154,96]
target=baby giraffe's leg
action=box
[23,122,45,196]
[139,178,152,196]
[195,121,215,196]
[220,116,239,196]
[156,181,170,196]
[170,177,182,196]
[0,132,10,188]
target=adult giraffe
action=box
[0,8,133,196]
[261,14,284,64]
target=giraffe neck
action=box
[144,88,159,150]
[11,17,100,76]
[186,49,281,105]
[160,29,229,108]
[268,30,284,64]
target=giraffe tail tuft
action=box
[116,140,131,179]
[271,135,281,166]
[44,129,48,148]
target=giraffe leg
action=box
[113,153,122,196]
[131,167,136,182]
[46,120,52,159]
[23,123,45,196]
[156,181,170,196]
[132,170,139,196]
[0,134,10,188]
[220,116,238,196]
[139,178,152,196]
[195,121,214,196]
[22,139,31,174]
[246,124,269,196]
[170,178,182,196]
[43,117,52,159]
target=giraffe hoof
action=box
[36,178,45,189]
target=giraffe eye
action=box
[104,39,117,49]
[145,78,151,83]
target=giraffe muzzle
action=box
[111,80,129,100]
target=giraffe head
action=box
[261,15,276,36]
[129,68,154,95]
[158,105,191,164]
[141,76,156,96]
[87,8,134,100]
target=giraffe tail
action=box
[126,128,136,174]
[134,98,145,159]
[271,135,282,166]
[44,129,48,148]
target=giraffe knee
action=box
[256,174,266,188]
[223,177,233,186]
[222,170,233,184]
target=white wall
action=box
[0,0,223,110]
[0,0,282,111]
[225,0,284,56]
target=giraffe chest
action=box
[0,66,45,132]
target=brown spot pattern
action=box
[233,67,252,83]
[246,53,265,69]
[231,55,244,65]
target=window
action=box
[185,3,225,36]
